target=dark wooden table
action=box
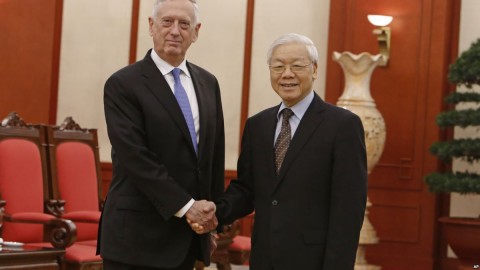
[0,244,65,270]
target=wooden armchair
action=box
[44,117,104,270]
[0,112,77,250]
[226,213,253,266]
[194,217,252,270]
[194,222,236,270]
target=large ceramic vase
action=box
[333,51,387,270]
[439,217,480,270]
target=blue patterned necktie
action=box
[171,68,197,154]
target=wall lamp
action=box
[367,14,393,66]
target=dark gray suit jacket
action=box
[98,50,225,268]
[217,93,367,270]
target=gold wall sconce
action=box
[367,14,393,66]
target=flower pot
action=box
[439,216,480,270]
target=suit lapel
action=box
[141,52,197,157]
[263,106,280,188]
[188,62,207,160]
[274,94,327,190]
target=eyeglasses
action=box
[269,63,312,74]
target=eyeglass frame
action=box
[268,63,313,74]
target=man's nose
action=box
[281,67,295,77]
[169,22,181,34]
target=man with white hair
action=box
[98,0,224,269]
[212,33,367,270]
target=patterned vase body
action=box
[333,51,387,270]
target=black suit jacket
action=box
[217,93,367,270]
[98,50,225,268]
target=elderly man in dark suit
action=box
[193,33,367,270]
[98,0,224,269]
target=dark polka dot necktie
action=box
[274,108,294,175]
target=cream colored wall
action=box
[57,1,330,170]
[57,0,132,162]
[187,1,247,170]
[450,0,480,219]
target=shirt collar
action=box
[277,90,314,120]
[150,49,191,78]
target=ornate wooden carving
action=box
[1,112,28,128]
[58,117,87,133]
[45,200,65,217]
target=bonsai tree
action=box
[425,38,480,195]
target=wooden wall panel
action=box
[0,0,61,124]
[325,0,460,269]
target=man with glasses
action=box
[194,33,368,269]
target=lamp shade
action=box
[367,15,393,27]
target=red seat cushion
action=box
[65,244,102,262]
[0,138,46,243]
[56,142,100,241]
[75,240,97,247]
[56,142,99,212]
[229,235,251,251]
[62,211,100,223]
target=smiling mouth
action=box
[280,83,298,87]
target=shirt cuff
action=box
[175,199,195,218]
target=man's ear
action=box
[312,62,318,80]
[148,17,154,37]
[192,23,202,42]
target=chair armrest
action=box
[2,212,77,248]
[62,210,100,223]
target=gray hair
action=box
[152,0,200,26]
[267,33,318,64]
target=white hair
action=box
[267,33,318,64]
[151,0,200,26]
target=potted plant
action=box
[425,38,480,270]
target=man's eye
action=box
[161,19,173,26]
[291,65,303,71]
[179,21,190,29]
[271,66,285,72]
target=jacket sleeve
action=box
[323,112,368,269]
[216,119,255,228]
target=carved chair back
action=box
[45,117,103,242]
[0,112,52,243]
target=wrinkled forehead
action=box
[154,0,197,23]
[271,43,310,63]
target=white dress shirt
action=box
[150,49,197,217]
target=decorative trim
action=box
[58,117,87,132]
[49,0,64,125]
[129,0,140,64]
[1,112,28,128]
[239,0,255,150]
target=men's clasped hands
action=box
[185,200,217,234]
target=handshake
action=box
[185,200,218,234]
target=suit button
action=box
[272,200,278,206]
